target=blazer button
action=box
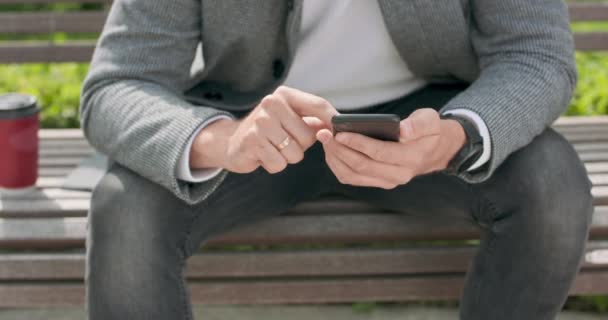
[286,0,294,11]
[272,59,285,79]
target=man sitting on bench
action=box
[80,0,593,319]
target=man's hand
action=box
[190,86,338,174]
[317,108,466,189]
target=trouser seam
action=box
[176,254,192,320]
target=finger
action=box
[316,128,333,144]
[399,108,441,142]
[330,138,406,184]
[273,86,339,129]
[265,124,305,165]
[278,107,317,149]
[324,148,397,189]
[256,139,288,174]
[334,132,395,164]
[259,94,317,149]
[303,117,328,132]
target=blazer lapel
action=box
[378,0,478,81]
[377,0,440,79]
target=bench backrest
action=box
[0,1,607,64]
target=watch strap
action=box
[440,114,484,175]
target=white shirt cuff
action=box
[177,115,233,183]
[441,109,491,172]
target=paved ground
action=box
[0,305,604,320]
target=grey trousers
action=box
[86,85,594,320]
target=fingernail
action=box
[401,119,413,138]
[317,132,330,144]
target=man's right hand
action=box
[190,86,338,174]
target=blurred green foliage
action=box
[568,52,608,116]
[1,51,607,128]
[0,63,86,128]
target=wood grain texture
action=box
[569,3,608,22]
[0,43,95,63]
[3,243,608,281]
[575,33,608,51]
[2,207,608,249]
[2,270,608,307]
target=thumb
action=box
[399,108,441,142]
[316,129,333,144]
[399,118,414,141]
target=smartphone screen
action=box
[332,114,400,142]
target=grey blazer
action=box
[80,0,576,205]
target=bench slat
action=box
[0,199,89,218]
[36,177,66,188]
[591,174,608,186]
[0,188,91,200]
[0,195,385,217]
[1,207,607,249]
[0,3,602,35]
[587,163,608,174]
[580,152,608,162]
[554,117,608,126]
[569,3,608,22]
[575,33,608,51]
[573,142,608,152]
[2,270,608,307]
[0,214,480,248]
[4,243,608,281]
[3,183,606,217]
[39,148,94,157]
[0,247,475,281]
[39,156,93,167]
[0,42,95,63]
[39,167,76,177]
[5,174,608,200]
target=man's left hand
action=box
[317,108,467,189]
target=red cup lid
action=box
[0,93,40,119]
[0,93,37,111]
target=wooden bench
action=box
[1,0,608,308]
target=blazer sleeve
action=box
[440,0,577,183]
[80,0,234,204]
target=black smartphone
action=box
[332,114,401,142]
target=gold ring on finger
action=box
[276,136,291,151]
